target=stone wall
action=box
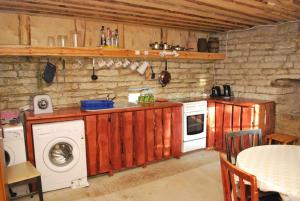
[0,57,214,110]
[0,12,213,110]
[215,21,300,137]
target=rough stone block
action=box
[0,71,17,78]
[264,55,287,62]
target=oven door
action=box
[183,111,207,141]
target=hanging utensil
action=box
[61,58,66,83]
[158,60,171,87]
[91,58,98,80]
[150,65,155,79]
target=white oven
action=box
[182,101,207,152]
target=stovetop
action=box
[171,97,207,103]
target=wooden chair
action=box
[266,133,298,145]
[219,153,282,201]
[226,129,262,164]
[6,161,43,201]
[220,152,259,201]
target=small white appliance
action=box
[182,100,207,152]
[33,94,53,115]
[32,120,89,192]
[3,123,30,196]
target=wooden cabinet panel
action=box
[122,112,134,168]
[154,109,163,160]
[208,100,275,151]
[223,104,233,149]
[134,110,146,166]
[241,107,254,130]
[163,108,172,158]
[207,102,215,148]
[171,107,182,158]
[215,103,224,150]
[110,113,122,170]
[84,115,97,176]
[145,110,155,162]
[233,106,241,131]
[97,114,111,173]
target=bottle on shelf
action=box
[100,26,106,46]
[106,27,112,46]
[111,30,116,47]
[115,29,119,47]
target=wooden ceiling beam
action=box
[111,0,272,26]
[192,0,296,21]
[0,0,298,33]
[15,0,242,29]
[229,0,300,18]
[158,0,276,24]
[0,4,224,32]
[0,0,220,30]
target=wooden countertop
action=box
[25,97,274,121]
[25,101,182,121]
[207,97,274,107]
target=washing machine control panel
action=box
[4,131,23,139]
[3,124,24,140]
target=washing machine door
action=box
[4,145,15,166]
[43,137,80,172]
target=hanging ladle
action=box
[91,58,98,80]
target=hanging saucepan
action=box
[159,60,171,87]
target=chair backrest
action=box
[226,129,262,164]
[219,153,259,201]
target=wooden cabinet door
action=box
[145,110,155,163]
[84,115,98,176]
[122,112,134,168]
[207,101,216,148]
[163,108,172,158]
[215,103,225,150]
[97,114,111,173]
[171,106,182,158]
[110,113,122,170]
[154,109,163,160]
[223,104,233,150]
[133,110,146,166]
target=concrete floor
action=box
[19,150,223,201]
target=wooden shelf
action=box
[0,46,225,60]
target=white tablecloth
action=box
[236,145,300,201]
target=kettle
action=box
[211,86,221,97]
[223,85,231,97]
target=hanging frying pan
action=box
[159,60,171,87]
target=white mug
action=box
[106,59,114,67]
[136,61,149,75]
[122,59,130,68]
[115,60,123,68]
[97,59,106,68]
[130,62,139,71]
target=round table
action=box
[236,145,300,201]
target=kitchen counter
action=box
[25,101,182,121]
[24,101,183,175]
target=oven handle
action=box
[184,111,207,116]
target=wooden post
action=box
[18,14,31,45]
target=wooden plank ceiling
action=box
[0,0,299,32]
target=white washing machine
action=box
[3,123,29,196]
[32,120,89,192]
